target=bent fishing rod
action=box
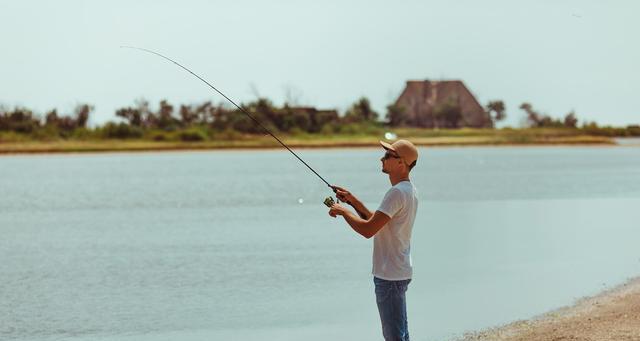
[121,46,339,207]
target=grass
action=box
[0,128,616,154]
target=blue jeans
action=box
[374,276,411,341]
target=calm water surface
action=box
[1,146,640,341]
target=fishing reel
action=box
[325,186,347,207]
[323,196,335,207]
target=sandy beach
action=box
[463,277,640,341]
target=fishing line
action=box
[120,46,334,191]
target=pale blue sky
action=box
[1,0,638,127]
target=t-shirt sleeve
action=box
[377,188,404,218]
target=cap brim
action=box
[379,140,395,151]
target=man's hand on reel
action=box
[328,203,349,218]
[331,185,354,205]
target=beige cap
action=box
[380,139,418,166]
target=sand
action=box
[463,277,640,341]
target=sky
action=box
[1,0,638,127]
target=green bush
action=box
[206,128,218,140]
[319,124,334,135]
[0,131,29,142]
[288,127,308,137]
[218,128,242,140]
[70,128,94,140]
[178,128,208,142]
[335,122,384,135]
[100,122,143,139]
[29,127,61,141]
[147,130,171,141]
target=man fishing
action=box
[328,139,419,341]
[125,46,419,339]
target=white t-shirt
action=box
[373,181,418,280]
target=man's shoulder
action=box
[384,186,403,198]
[382,185,410,205]
[393,181,415,195]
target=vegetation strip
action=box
[1,95,636,154]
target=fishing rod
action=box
[121,46,339,206]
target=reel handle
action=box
[323,196,335,207]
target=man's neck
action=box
[389,173,410,186]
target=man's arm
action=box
[331,185,373,220]
[345,196,373,220]
[329,205,390,239]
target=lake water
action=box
[1,146,640,341]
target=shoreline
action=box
[0,136,622,156]
[462,277,640,341]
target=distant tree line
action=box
[1,97,639,141]
[108,97,353,138]
[519,102,579,128]
[0,104,92,136]
[0,97,383,141]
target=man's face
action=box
[380,150,402,174]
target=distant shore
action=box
[462,277,640,341]
[0,134,618,155]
